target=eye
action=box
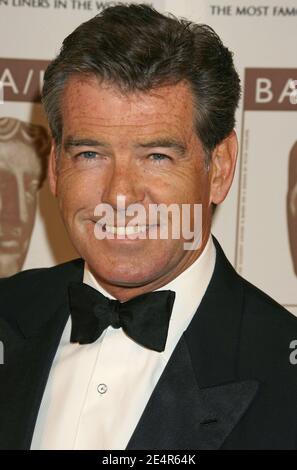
[77,151,98,159]
[149,153,171,162]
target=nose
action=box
[101,157,145,210]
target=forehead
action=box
[61,77,196,139]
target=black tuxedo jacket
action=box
[1,238,297,450]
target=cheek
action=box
[161,160,210,203]
[171,175,210,205]
[191,167,212,203]
[56,178,83,227]
[56,168,103,211]
[147,170,195,204]
[57,170,107,229]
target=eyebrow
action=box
[136,139,187,156]
[63,136,187,156]
[63,137,110,151]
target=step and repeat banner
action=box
[0,0,296,314]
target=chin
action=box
[87,254,168,288]
[96,265,159,287]
[79,237,180,286]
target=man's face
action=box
[49,77,235,297]
[0,141,42,277]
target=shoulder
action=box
[240,275,297,335]
[0,258,83,290]
[238,275,297,381]
[213,237,297,380]
[213,236,297,337]
[0,259,84,319]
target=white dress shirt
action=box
[31,236,216,450]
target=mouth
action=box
[91,221,159,240]
[103,224,149,235]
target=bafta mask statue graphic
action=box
[287,140,297,276]
[0,117,50,277]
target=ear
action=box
[48,140,59,197]
[209,129,238,205]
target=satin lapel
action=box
[127,237,260,449]
[126,337,258,450]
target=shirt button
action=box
[97,383,108,394]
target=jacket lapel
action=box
[127,237,259,449]
[127,337,258,450]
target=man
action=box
[0,117,50,277]
[1,4,297,450]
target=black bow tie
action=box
[68,282,176,352]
